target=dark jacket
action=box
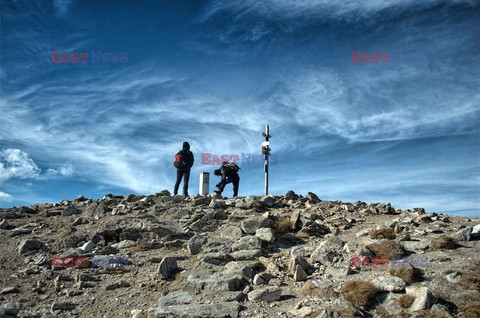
[177,142,194,171]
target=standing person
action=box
[214,161,240,197]
[173,141,194,196]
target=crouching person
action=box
[214,161,240,197]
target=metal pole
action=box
[264,124,269,196]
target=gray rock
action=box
[62,206,80,217]
[232,235,262,251]
[430,304,455,318]
[18,239,49,255]
[187,235,207,255]
[219,225,243,240]
[402,241,429,251]
[0,219,10,229]
[80,241,95,253]
[445,271,461,283]
[405,286,436,311]
[253,274,265,285]
[158,290,194,306]
[186,272,242,291]
[472,224,480,238]
[248,287,282,302]
[260,195,276,207]
[148,302,240,318]
[150,222,180,237]
[315,310,340,318]
[285,190,298,201]
[157,257,178,279]
[255,228,276,243]
[231,249,262,261]
[297,222,330,238]
[373,276,406,292]
[452,226,473,241]
[294,265,308,282]
[0,287,21,294]
[224,261,254,279]
[306,192,321,203]
[105,281,130,290]
[172,194,185,203]
[288,256,310,274]
[241,216,273,234]
[193,196,212,206]
[0,302,22,317]
[318,236,345,252]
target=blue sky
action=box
[0,0,479,217]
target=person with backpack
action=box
[214,161,240,197]
[173,141,194,196]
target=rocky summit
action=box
[0,191,479,318]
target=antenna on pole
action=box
[261,124,271,195]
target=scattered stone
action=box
[241,216,273,234]
[405,286,436,311]
[0,286,21,294]
[0,219,10,229]
[187,235,207,255]
[294,265,308,282]
[157,257,178,279]
[158,290,194,306]
[248,287,282,302]
[63,206,80,217]
[0,302,22,317]
[452,226,473,241]
[148,302,240,318]
[255,227,276,243]
[373,276,406,292]
[105,281,131,290]
[18,239,49,255]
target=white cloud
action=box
[0,191,13,202]
[46,162,74,177]
[0,149,41,184]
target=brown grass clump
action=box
[431,236,457,249]
[57,230,71,238]
[131,242,155,252]
[459,301,480,318]
[299,281,338,298]
[397,294,415,308]
[341,280,377,308]
[369,228,395,239]
[367,241,406,258]
[389,267,423,284]
[274,217,293,234]
[170,273,187,290]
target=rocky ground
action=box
[0,190,479,318]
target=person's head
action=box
[222,161,229,166]
[182,141,190,151]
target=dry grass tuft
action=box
[131,242,155,252]
[341,280,377,308]
[369,228,395,239]
[397,294,415,308]
[299,281,338,298]
[431,236,458,249]
[389,267,423,284]
[57,230,71,238]
[308,307,356,318]
[367,241,406,258]
[274,217,293,234]
[460,271,480,292]
[460,301,480,318]
[170,273,187,290]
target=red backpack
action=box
[174,152,184,168]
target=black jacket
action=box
[177,149,194,171]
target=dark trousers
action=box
[216,174,240,197]
[174,169,190,195]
